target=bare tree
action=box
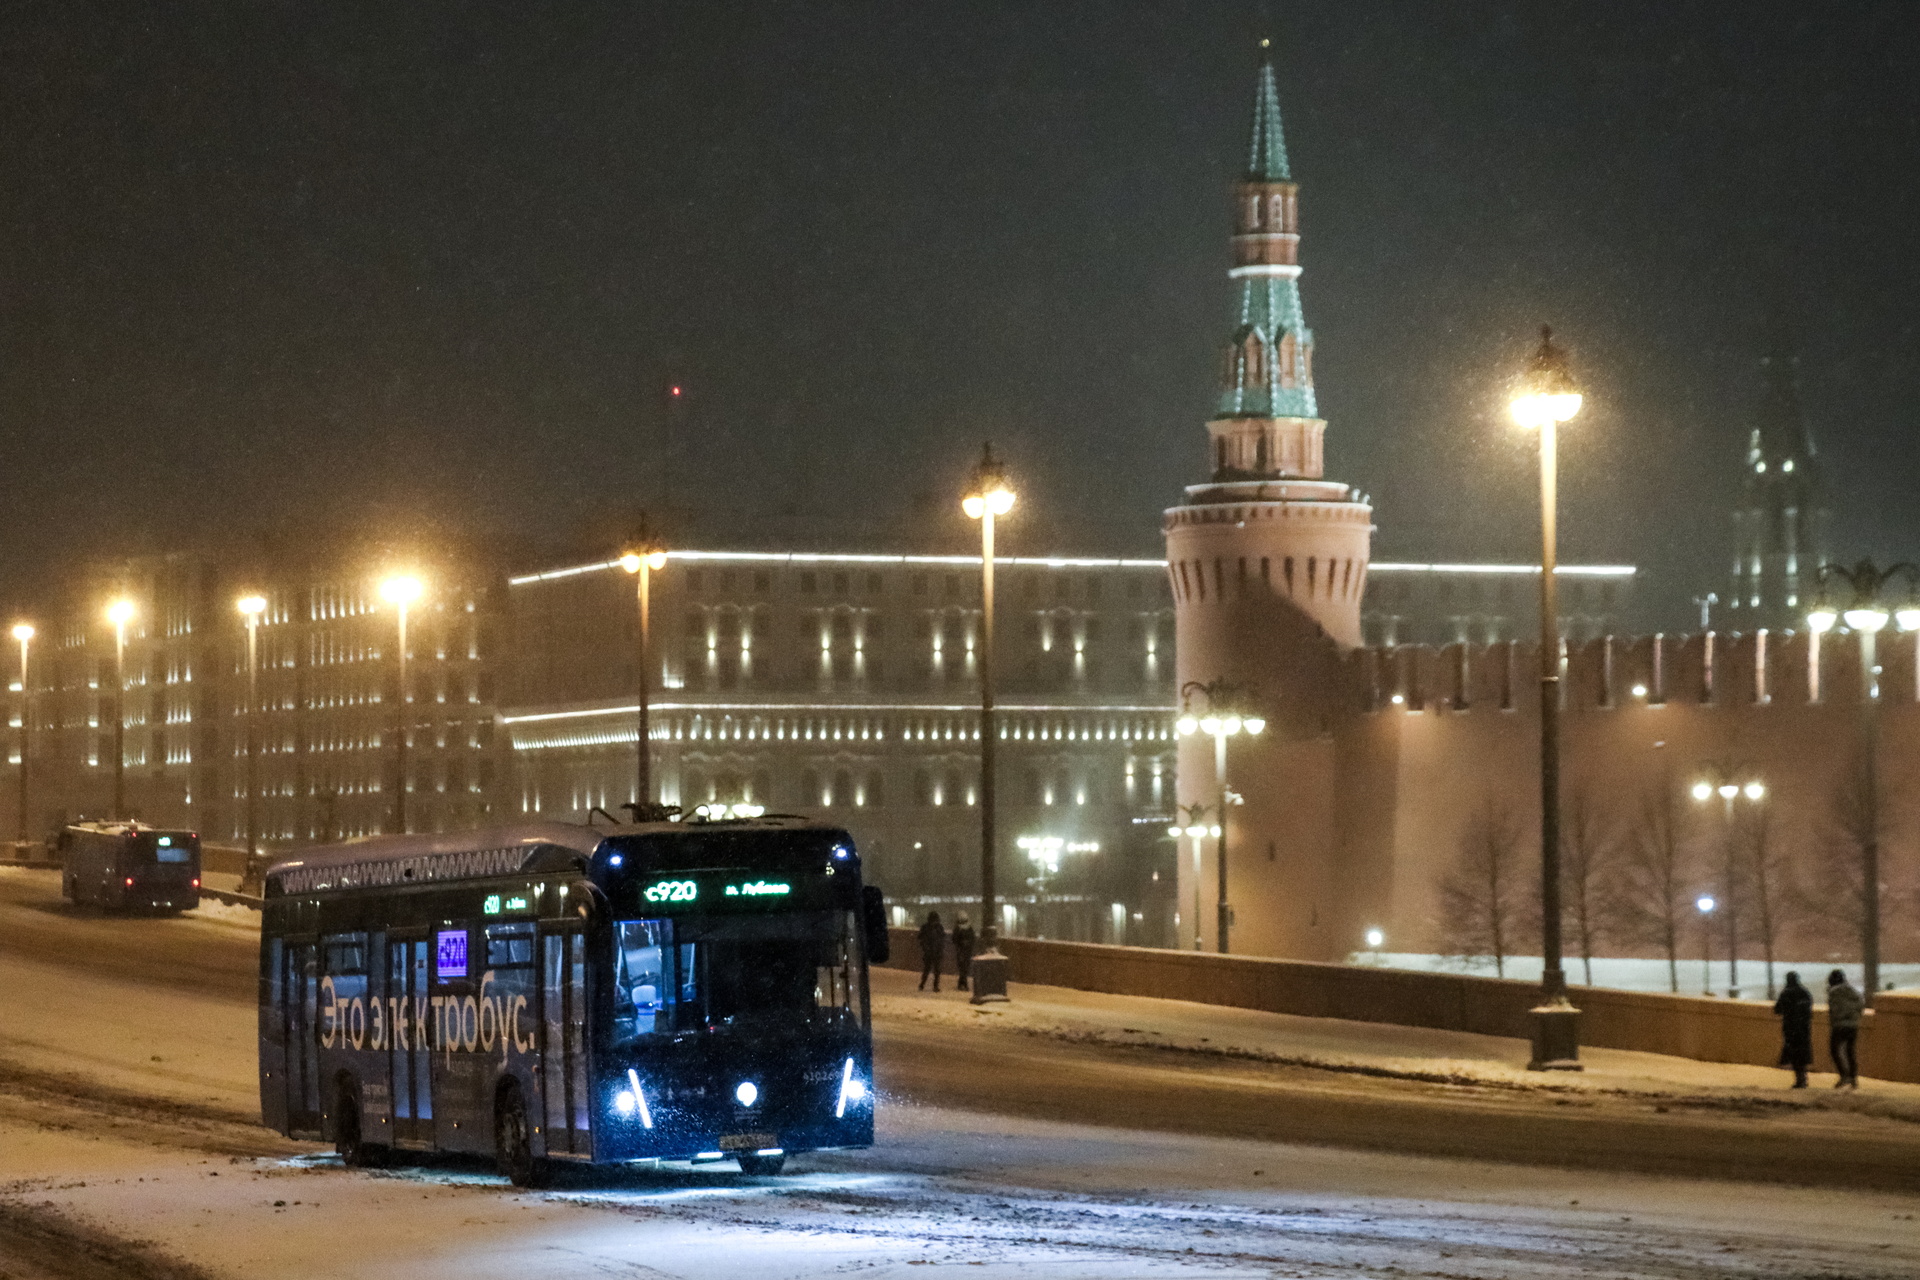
[1738,800,1791,999]
[1561,783,1615,987]
[1436,798,1532,977]
[1616,785,1692,993]
[1802,759,1875,959]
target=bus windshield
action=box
[612,909,864,1046]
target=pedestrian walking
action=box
[1826,968,1864,1089]
[917,911,946,992]
[1773,970,1814,1088]
[951,913,977,992]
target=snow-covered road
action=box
[4,867,1919,1277]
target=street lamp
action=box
[1176,679,1265,954]
[1170,802,1220,951]
[1806,559,1920,1004]
[236,595,267,886]
[105,599,137,820]
[11,623,32,849]
[1695,894,1717,997]
[1690,766,1764,997]
[619,540,670,817]
[963,444,1015,1003]
[1510,325,1584,1071]
[380,575,425,835]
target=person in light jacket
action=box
[1826,968,1864,1089]
[1774,971,1814,1088]
[917,911,947,993]
[950,913,977,992]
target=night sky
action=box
[2,3,1916,628]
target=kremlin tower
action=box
[1164,46,1375,958]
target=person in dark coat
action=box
[917,911,947,992]
[950,913,977,992]
[1774,971,1814,1088]
[1826,968,1864,1089]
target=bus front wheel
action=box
[495,1083,549,1189]
[333,1081,383,1168]
[737,1152,786,1176]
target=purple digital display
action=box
[436,929,468,979]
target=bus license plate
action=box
[719,1133,777,1151]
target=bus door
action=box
[389,932,433,1147]
[540,926,592,1157]
[283,939,323,1136]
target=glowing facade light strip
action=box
[511,550,1170,584]
[503,700,1178,724]
[627,1068,653,1129]
[1369,562,1636,577]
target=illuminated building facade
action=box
[503,550,1182,943]
[8,551,505,847]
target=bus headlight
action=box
[835,1057,867,1118]
[613,1089,637,1117]
[735,1081,759,1108]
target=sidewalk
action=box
[872,966,1920,1112]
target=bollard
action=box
[969,949,1010,1004]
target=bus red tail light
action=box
[191,878,201,888]
[124,878,135,887]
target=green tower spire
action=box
[1247,46,1292,182]
[1216,42,1316,428]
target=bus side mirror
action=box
[567,880,607,928]
[861,885,890,964]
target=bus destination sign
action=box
[631,870,807,913]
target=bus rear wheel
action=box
[736,1152,786,1176]
[495,1083,549,1189]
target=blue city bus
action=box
[58,821,201,912]
[258,817,888,1184]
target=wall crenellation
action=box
[1350,628,1915,718]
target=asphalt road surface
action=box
[3,868,1918,1278]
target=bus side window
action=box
[485,922,535,969]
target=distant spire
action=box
[1247,41,1292,182]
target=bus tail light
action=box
[124,878,135,887]
[191,878,201,888]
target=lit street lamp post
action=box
[1806,559,1920,1005]
[1168,803,1219,951]
[1689,770,1764,997]
[237,595,267,888]
[963,445,1015,1004]
[1176,680,1265,954]
[106,599,136,820]
[1695,894,1717,997]
[1509,326,1584,1071]
[380,575,425,835]
[12,623,32,849]
[619,542,669,817]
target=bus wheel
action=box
[495,1084,548,1189]
[333,1082,382,1168]
[737,1152,786,1177]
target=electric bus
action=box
[258,817,888,1184]
[58,821,202,911]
